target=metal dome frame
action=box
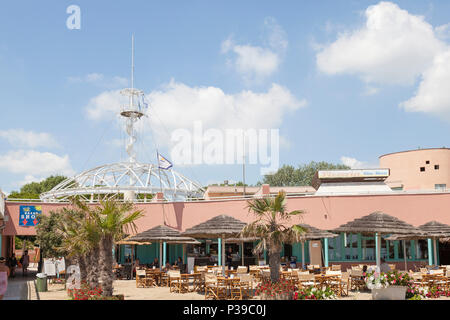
[39,161,205,202]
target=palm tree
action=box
[88,199,143,296]
[241,191,305,282]
[53,207,91,281]
[70,198,102,289]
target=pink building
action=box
[380,148,450,191]
[2,182,450,270]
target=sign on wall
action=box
[19,205,42,227]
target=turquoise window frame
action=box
[327,233,428,263]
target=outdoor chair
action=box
[331,264,341,271]
[261,269,271,282]
[297,274,316,289]
[340,272,350,296]
[325,271,342,296]
[204,273,218,300]
[144,269,156,287]
[230,278,242,300]
[249,267,260,282]
[136,269,146,288]
[237,266,247,274]
[160,272,169,287]
[195,266,207,273]
[297,270,310,275]
[168,270,182,293]
[349,269,366,291]
[238,273,253,299]
[216,277,228,300]
[411,273,423,287]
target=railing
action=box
[5,188,450,204]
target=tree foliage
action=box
[260,161,350,186]
[241,191,305,282]
[35,210,66,258]
[8,175,67,199]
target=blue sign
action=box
[19,205,42,227]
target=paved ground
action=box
[4,270,450,300]
[2,266,37,300]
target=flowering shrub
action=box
[364,271,389,290]
[294,286,337,300]
[386,270,412,287]
[254,279,295,300]
[421,286,450,299]
[67,281,103,300]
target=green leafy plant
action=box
[294,286,337,300]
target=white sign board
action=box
[318,169,389,179]
[43,259,56,276]
[55,258,65,274]
[187,257,195,274]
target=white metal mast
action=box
[120,35,145,197]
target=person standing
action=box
[0,257,10,300]
[20,250,30,277]
[226,247,233,269]
[7,253,17,278]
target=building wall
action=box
[380,148,450,191]
[5,191,450,235]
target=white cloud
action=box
[68,73,128,88]
[400,49,450,116]
[85,80,306,164]
[0,150,75,178]
[87,80,306,129]
[316,1,446,86]
[436,23,450,40]
[221,17,288,83]
[86,90,125,120]
[0,129,59,148]
[341,156,378,169]
[362,86,379,96]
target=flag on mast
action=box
[157,152,173,170]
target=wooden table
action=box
[314,274,340,286]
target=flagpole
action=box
[157,150,166,225]
[242,131,246,197]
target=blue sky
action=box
[1,1,450,193]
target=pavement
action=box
[2,266,38,300]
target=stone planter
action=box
[372,286,407,300]
[259,292,293,300]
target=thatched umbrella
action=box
[115,236,151,278]
[129,225,199,268]
[333,211,423,271]
[182,215,247,275]
[296,224,338,269]
[419,221,450,266]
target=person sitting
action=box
[151,258,159,268]
[163,262,172,272]
[380,258,391,273]
[174,257,184,272]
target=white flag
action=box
[158,153,173,170]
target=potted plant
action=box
[366,270,409,300]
